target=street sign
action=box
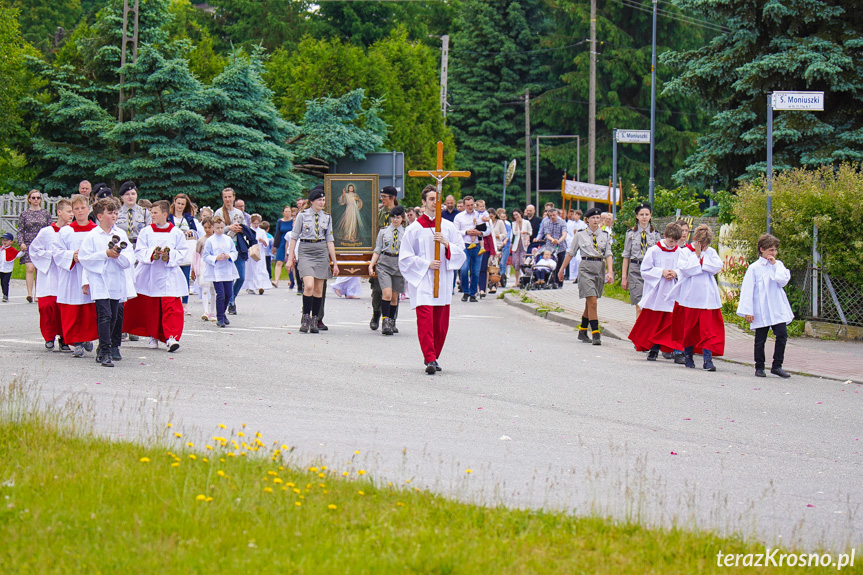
[616,130,651,144]
[771,91,825,111]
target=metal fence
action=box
[0,193,64,236]
[791,225,863,327]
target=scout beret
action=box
[584,207,602,219]
[389,205,406,218]
[381,186,398,197]
[119,181,137,196]
[94,186,114,200]
[308,186,325,202]
[634,202,652,214]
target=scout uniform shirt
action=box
[378,205,391,229]
[291,208,335,242]
[374,223,404,256]
[117,204,151,244]
[566,226,612,260]
[622,225,662,262]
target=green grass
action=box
[1,381,859,573]
[603,280,632,304]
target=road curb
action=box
[501,293,623,340]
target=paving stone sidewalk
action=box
[508,283,863,384]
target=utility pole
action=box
[524,88,531,205]
[118,0,139,123]
[588,0,597,185]
[648,0,658,204]
[440,35,449,119]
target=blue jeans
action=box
[180,265,191,304]
[231,257,246,304]
[459,245,481,296]
[500,242,511,278]
[214,281,232,322]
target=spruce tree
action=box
[663,0,863,187]
[447,0,550,204]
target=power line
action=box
[611,0,729,33]
[451,39,588,56]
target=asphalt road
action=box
[1,279,860,551]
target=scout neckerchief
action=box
[127,207,134,236]
[392,226,399,254]
[313,209,320,239]
[592,228,599,252]
[640,228,647,256]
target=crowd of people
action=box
[5,180,794,378]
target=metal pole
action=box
[588,0,596,184]
[812,223,819,318]
[612,130,618,219]
[648,0,658,205]
[535,135,540,207]
[502,160,507,210]
[766,94,773,234]
[524,88,531,206]
[577,137,581,182]
[440,35,449,119]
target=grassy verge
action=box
[1,382,857,573]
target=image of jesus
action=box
[337,184,366,242]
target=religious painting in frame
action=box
[324,174,379,254]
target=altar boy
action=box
[78,198,136,367]
[28,199,74,350]
[123,200,188,352]
[54,194,98,357]
[398,185,466,375]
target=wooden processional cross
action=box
[408,141,471,297]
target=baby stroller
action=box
[518,249,539,290]
[487,256,502,294]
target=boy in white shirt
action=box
[532,250,557,287]
[78,198,136,367]
[123,200,188,352]
[1,233,22,303]
[54,194,99,357]
[202,216,238,327]
[736,234,794,378]
[28,199,74,349]
[666,224,725,371]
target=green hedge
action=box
[732,164,863,285]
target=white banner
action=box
[616,130,651,144]
[771,91,825,111]
[563,180,620,203]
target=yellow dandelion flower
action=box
[279,466,285,471]
[139,457,150,463]
[282,486,288,491]
[189,454,197,460]
[267,470,277,476]
[292,488,300,494]
[388,482,393,487]
[306,484,312,489]
[202,458,209,463]
[318,483,325,488]
[354,450,360,455]
[318,473,326,479]
[171,462,179,467]
[309,467,318,473]
[242,423,247,428]
[186,442,194,448]
[321,466,328,470]
[342,471,349,477]
[167,423,173,428]
[405,479,411,484]
[227,453,235,457]
[323,490,329,494]
[206,445,213,451]
[237,432,245,438]
[465,469,473,474]
[219,458,225,463]
[255,432,262,438]
[196,494,206,501]
[273,478,283,484]
[397,502,405,507]
[286,482,295,488]
[295,501,302,507]
[218,423,226,429]
[205,497,213,502]
[217,470,225,477]
[281,445,288,450]
[328,504,337,510]
[358,470,366,476]
[358,491,365,496]
[174,432,182,438]
[263,487,273,493]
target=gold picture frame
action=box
[324,174,379,255]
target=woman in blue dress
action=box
[271,204,294,288]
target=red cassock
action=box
[628,308,679,353]
[59,302,98,343]
[415,305,451,364]
[38,296,63,342]
[671,303,725,356]
[123,294,184,343]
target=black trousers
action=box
[95,299,124,352]
[478,251,490,292]
[754,322,788,369]
[0,271,10,297]
[554,251,567,286]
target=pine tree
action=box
[662,0,863,187]
[447,0,550,204]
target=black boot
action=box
[391,306,399,333]
[317,318,328,331]
[381,318,393,336]
[684,346,695,368]
[370,310,381,331]
[647,347,659,361]
[703,349,716,371]
[577,329,591,343]
[309,315,319,334]
[299,313,311,333]
[591,331,601,346]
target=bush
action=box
[732,164,863,285]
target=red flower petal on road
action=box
[670,451,677,455]
[806,504,815,508]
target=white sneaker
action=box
[148,337,159,349]
[167,337,180,352]
[202,314,209,321]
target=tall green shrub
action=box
[732,164,863,285]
